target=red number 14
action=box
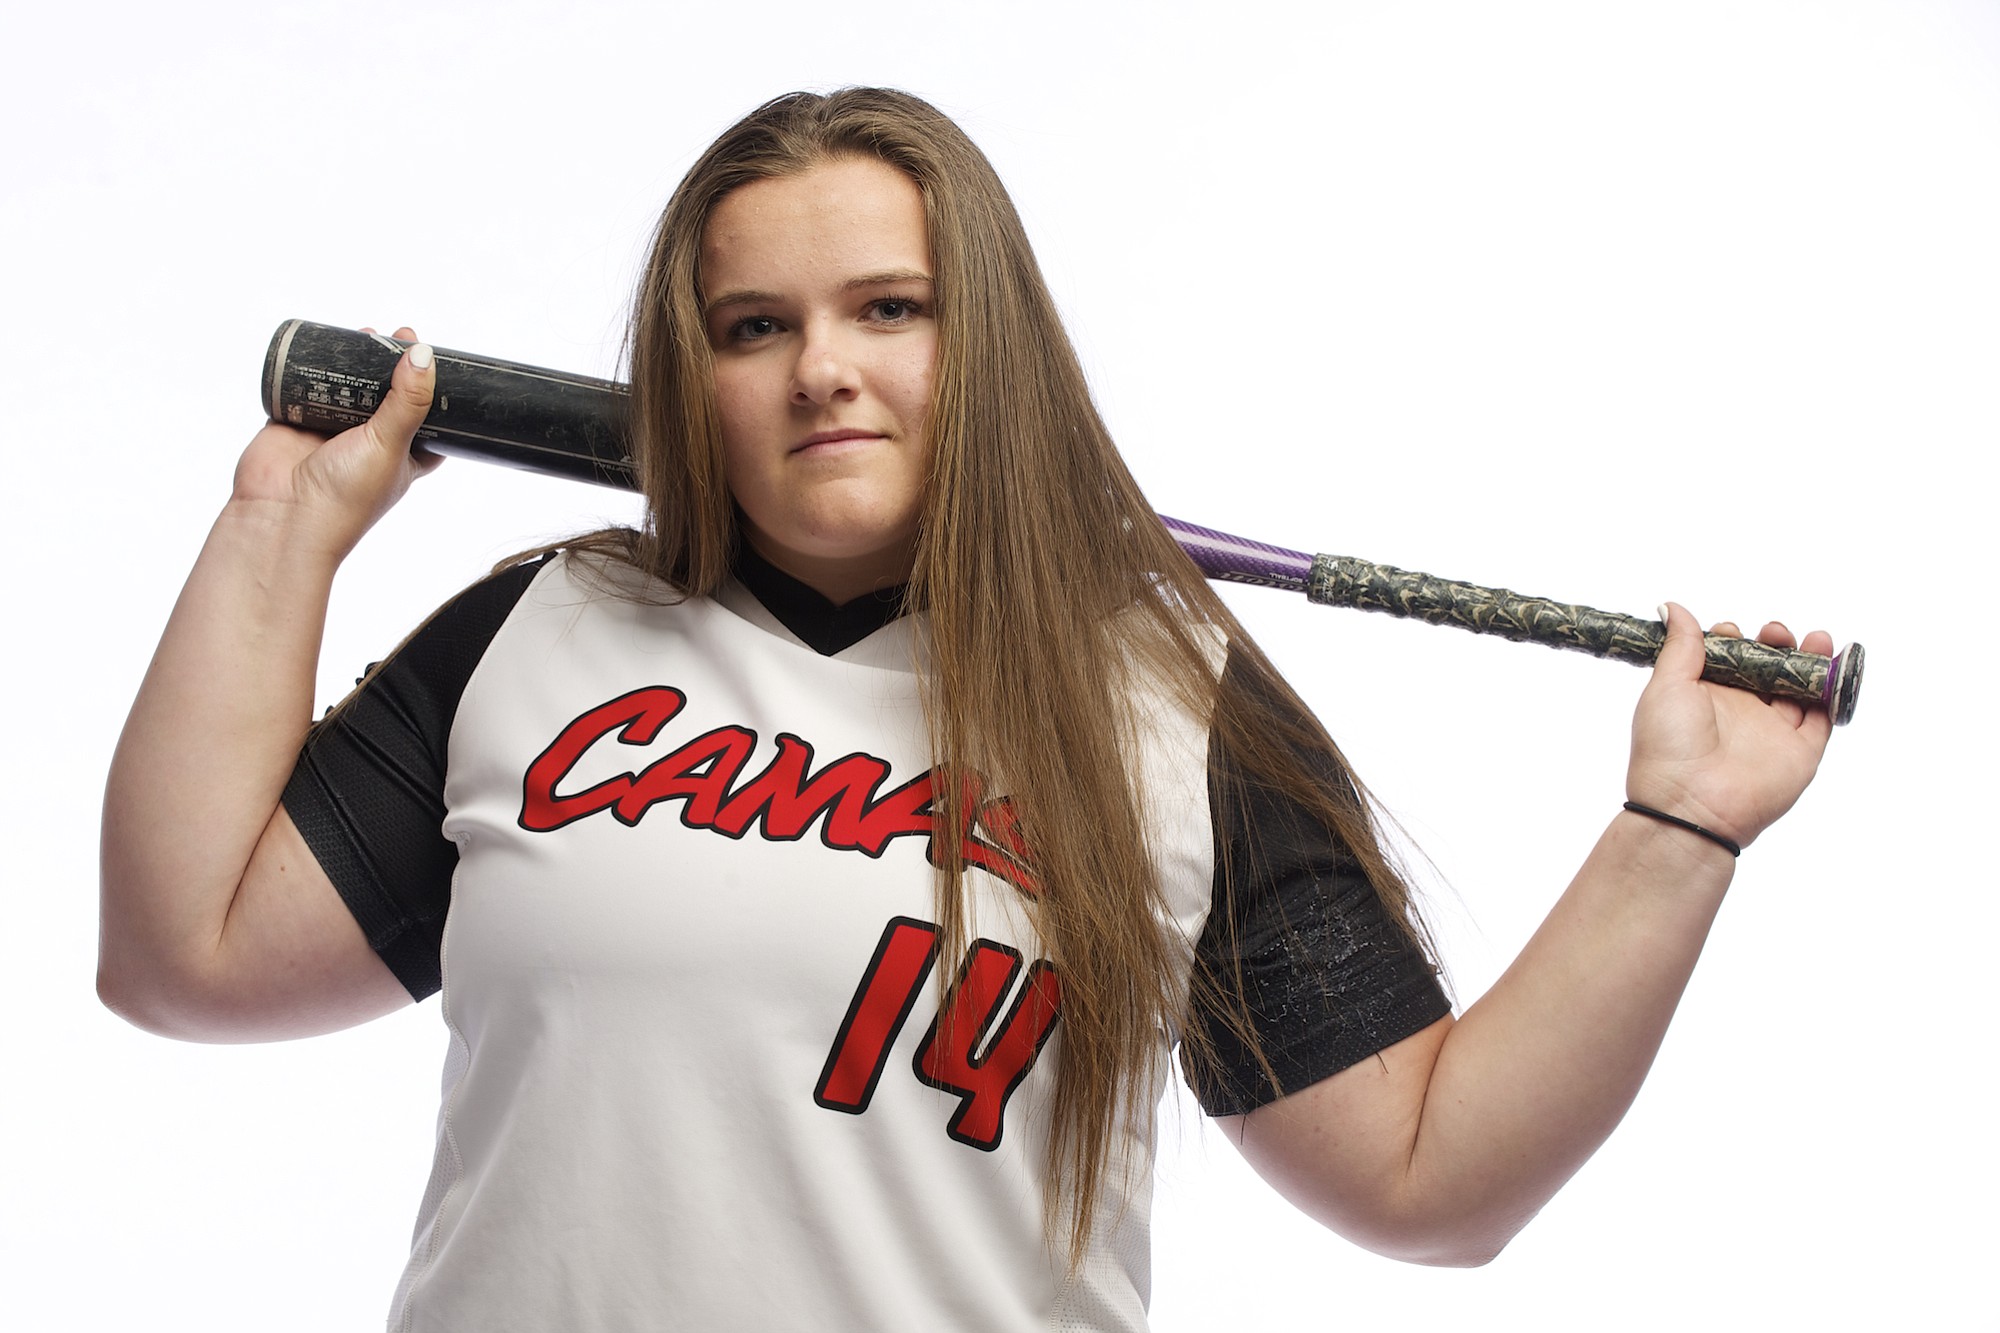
[813,916,1063,1151]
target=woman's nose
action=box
[790,325,862,405]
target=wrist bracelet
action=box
[1621,801,1741,858]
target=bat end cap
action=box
[1826,643,1865,726]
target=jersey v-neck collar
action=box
[732,543,910,657]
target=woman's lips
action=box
[792,428,882,453]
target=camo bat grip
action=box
[1307,555,1863,725]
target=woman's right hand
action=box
[230,327,441,559]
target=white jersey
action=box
[284,550,1449,1331]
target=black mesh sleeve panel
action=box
[282,557,547,1000]
[1182,647,1452,1117]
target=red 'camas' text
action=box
[518,685,1040,897]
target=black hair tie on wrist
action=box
[1622,801,1742,858]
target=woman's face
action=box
[701,156,938,604]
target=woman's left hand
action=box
[1625,602,1836,851]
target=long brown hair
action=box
[611,88,1432,1264]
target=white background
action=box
[3,1,1994,1328]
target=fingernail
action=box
[1657,603,1671,626]
[409,343,434,371]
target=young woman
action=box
[99,89,1833,1330]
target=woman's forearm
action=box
[1399,810,1738,1258]
[98,501,344,1018]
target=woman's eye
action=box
[729,315,780,341]
[870,298,922,323]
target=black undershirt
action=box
[732,543,909,656]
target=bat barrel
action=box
[263,319,637,489]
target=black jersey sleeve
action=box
[1181,647,1453,1117]
[281,557,546,1000]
